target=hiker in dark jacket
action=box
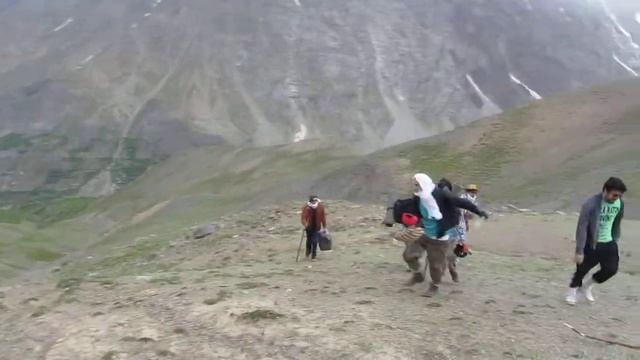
[437,178,467,282]
[301,195,327,261]
[566,177,626,305]
[412,174,489,297]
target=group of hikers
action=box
[300,174,627,304]
[393,175,486,297]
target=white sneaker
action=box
[581,279,595,302]
[566,288,578,305]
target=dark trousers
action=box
[570,242,619,288]
[305,229,319,258]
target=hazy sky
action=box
[606,0,640,13]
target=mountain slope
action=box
[0,0,639,198]
[0,142,359,278]
[1,78,638,279]
[322,78,640,212]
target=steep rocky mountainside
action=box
[0,0,639,198]
[608,0,640,45]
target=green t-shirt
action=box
[598,199,621,243]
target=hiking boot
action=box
[406,272,425,286]
[450,270,459,283]
[565,288,578,305]
[422,284,439,298]
[580,286,595,302]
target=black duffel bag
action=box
[318,230,333,251]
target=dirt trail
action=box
[0,202,638,359]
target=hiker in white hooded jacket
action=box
[566,177,626,305]
[412,173,489,297]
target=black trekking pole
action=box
[296,229,305,262]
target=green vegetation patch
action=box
[239,309,285,322]
[56,238,172,280]
[402,107,531,185]
[110,159,155,185]
[0,233,65,263]
[149,273,181,285]
[0,194,95,226]
[22,246,64,262]
[34,197,94,226]
[620,106,640,127]
[122,137,143,159]
[57,277,83,290]
[0,133,31,150]
[0,208,26,224]
[94,241,159,269]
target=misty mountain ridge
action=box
[0,0,639,199]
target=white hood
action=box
[414,173,442,220]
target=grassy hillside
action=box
[0,142,358,278]
[335,78,640,212]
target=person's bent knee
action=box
[602,265,618,279]
[404,254,420,266]
[405,257,420,266]
[595,266,618,283]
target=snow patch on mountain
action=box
[600,0,639,49]
[510,73,542,100]
[53,18,74,32]
[81,54,95,64]
[613,54,639,76]
[75,53,96,69]
[293,124,307,142]
[465,74,502,114]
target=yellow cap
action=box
[466,184,479,191]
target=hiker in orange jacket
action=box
[301,195,327,261]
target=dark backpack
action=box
[392,196,421,224]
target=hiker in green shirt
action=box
[566,177,626,305]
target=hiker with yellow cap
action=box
[461,184,479,231]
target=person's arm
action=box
[612,200,624,242]
[394,229,419,243]
[393,229,405,241]
[449,193,488,218]
[301,207,308,228]
[320,205,327,229]
[575,201,591,256]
